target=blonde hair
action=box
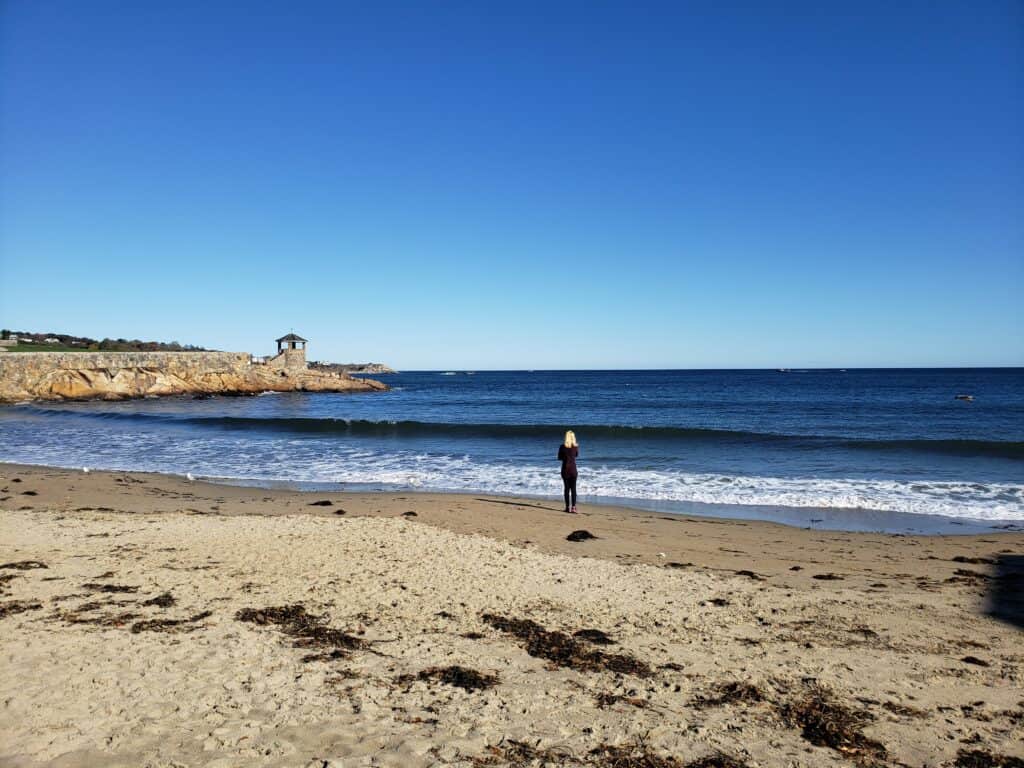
[564,430,578,448]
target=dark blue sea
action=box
[2,369,1022,533]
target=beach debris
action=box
[705,597,730,607]
[573,628,616,645]
[81,583,140,593]
[812,573,844,580]
[734,569,764,581]
[399,665,500,692]
[775,683,887,764]
[0,574,19,595]
[302,648,350,663]
[59,610,141,627]
[0,560,47,570]
[692,680,765,708]
[566,530,597,542]
[474,740,749,768]
[141,592,176,608]
[308,499,333,506]
[665,561,693,569]
[402,510,418,517]
[236,604,368,656]
[0,600,43,619]
[130,610,213,634]
[595,691,650,709]
[20,490,38,496]
[954,750,1024,768]
[481,613,651,677]
[790,565,803,571]
[952,555,995,565]
[334,509,347,515]
[960,656,991,667]
[880,700,927,718]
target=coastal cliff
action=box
[0,352,388,403]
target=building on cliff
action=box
[251,333,308,372]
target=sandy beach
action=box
[1,463,1022,767]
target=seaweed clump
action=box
[141,592,176,608]
[130,611,212,634]
[954,749,1024,768]
[236,604,367,656]
[692,681,764,708]
[481,613,651,677]
[0,600,43,619]
[0,561,47,570]
[473,740,749,767]
[399,665,499,692]
[776,683,887,764]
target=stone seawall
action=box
[0,352,387,402]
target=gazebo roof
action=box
[276,333,307,343]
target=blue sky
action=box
[1,1,1021,369]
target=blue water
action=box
[2,369,1022,532]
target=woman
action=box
[557,430,579,513]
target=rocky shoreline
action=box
[0,351,388,403]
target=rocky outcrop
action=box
[310,361,397,375]
[0,352,388,403]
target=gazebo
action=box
[276,333,307,354]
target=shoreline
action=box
[1,462,1022,766]
[3,461,1023,581]
[3,458,1020,536]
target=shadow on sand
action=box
[987,554,1024,629]
[473,497,563,513]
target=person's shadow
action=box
[988,554,1024,629]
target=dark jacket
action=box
[558,444,579,478]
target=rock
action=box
[0,352,388,403]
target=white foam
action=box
[3,431,1021,521]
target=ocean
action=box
[2,368,1022,533]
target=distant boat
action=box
[440,372,457,376]
[955,394,974,401]
[776,368,790,373]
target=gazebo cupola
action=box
[276,333,307,354]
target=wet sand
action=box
[1,463,1022,767]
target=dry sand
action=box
[1,464,1022,767]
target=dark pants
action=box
[562,474,577,510]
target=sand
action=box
[1,463,1022,767]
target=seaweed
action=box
[812,573,845,581]
[130,611,213,634]
[141,592,176,608]
[574,628,616,645]
[474,741,750,768]
[481,613,651,677]
[0,573,18,595]
[0,600,42,619]
[595,691,650,709]
[0,561,47,570]
[776,683,886,764]
[954,750,1024,768]
[399,665,500,692]
[567,530,598,542]
[236,604,368,655]
[81,583,139,593]
[961,656,990,667]
[308,500,333,507]
[734,570,764,581]
[692,681,764,708]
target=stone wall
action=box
[0,351,386,402]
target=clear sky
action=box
[1,1,1021,369]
